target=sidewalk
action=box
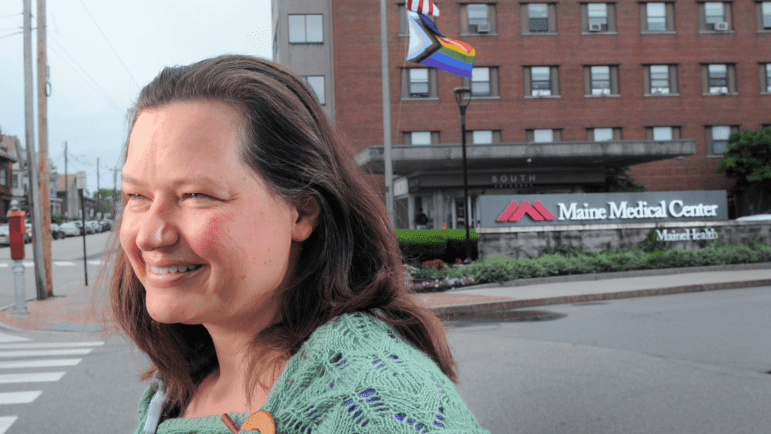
[2,264,770,332]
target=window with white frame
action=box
[653,127,673,141]
[472,130,493,144]
[702,2,729,31]
[649,65,670,94]
[304,76,325,105]
[0,169,5,186]
[528,3,549,32]
[593,128,614,141]
[461,4,497,34]
[764,64,771,92]
[409,69,429,97]
[410,131,432,145]
[710,125,731,154]
[646,3,667,31]
[288,15,323,43]
[468,4,488,32]
[591,66,611,95]
[588,3,608,31]
[708,64,728,93]
[471,68,490,96]
[532,67,551,96]
[763,2,771,29]
[533,129,554,143]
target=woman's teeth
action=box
[151,264,202,275]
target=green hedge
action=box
[409,237,771,285]
[396,229,478,262]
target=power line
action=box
[78,0,139,90]
[48,36,125,115]
[0,31,21,40]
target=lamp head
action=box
[453,87,472,109]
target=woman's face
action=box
[120,101,315,329]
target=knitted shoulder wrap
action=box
[135,312,489,434]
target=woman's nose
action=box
[134,205,179,251]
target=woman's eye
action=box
[186,193,212,200]
[126,193,144,200]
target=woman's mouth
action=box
[150,264,203,275]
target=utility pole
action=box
[37,0,53,297]
[113,166,117,218]
[23,0,47,300]
[64,141,68,218]
[379,0,394,227]
[97,158,100,219]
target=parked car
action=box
[0,225,9,246]
[59,222,81,237]
[99,219,113,232]
[50,223,65,240]
[24,223,32,243]
[72,220,85,235]
[85,221,100,234]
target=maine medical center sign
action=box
[480,191,727,227]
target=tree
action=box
[716,128,771,215]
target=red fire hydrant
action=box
[7,200,28,315]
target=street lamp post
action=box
[453,87,473,263]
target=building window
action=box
[12,173,18,189]
[760,2,771,31]
[461,4,497,34]
[402,68,437,99]
[762,64,771,93]
[403,131,439,146]
[0,168,5,186]
[700,2,732,31]
[303,76,325,105]
[522,3,557,33]
[646,126,681,140]
[462,67,499,97]
[703,64,736,94]
[588,127,621,141]
[581,3,616,32]
[641,2,675,32]
[288,15,323,43]
[706,125,738,155]
[526,128,562,142]
[525,66,559,96]
[584,65,619,96]
[644,64,678,95]
[466,130,502,144]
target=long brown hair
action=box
[109,55,457,409]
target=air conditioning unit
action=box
[589,23,602,32]
[720,87,728,94]
[477,22,491,33]
[714,22,729,31]
[651,87,669,94]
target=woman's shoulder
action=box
[265,312,490,433]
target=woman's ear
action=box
[291,195,320,242]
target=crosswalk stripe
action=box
[0,359,81,369]
[0,416,16,434]
[0,263,7,268]
[87,260,102,265]
[0,391,42,405]
[0,373,65,384]
[0,349,92,358]
[0,341,103,350]
[22,262,33,268]
[0,334,29,344]
[53,261,75,266]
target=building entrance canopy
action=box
[355,140,696,175]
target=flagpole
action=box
[380,0,395,227]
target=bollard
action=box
[12,260,27,316]
[7,200,28,316]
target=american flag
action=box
[406,0,442,17]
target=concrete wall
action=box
[478,220,771,259]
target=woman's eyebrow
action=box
[121,175,229,192]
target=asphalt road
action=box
[449,286,771,434]
[0,231,116,308]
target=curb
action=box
[428,278,771,318]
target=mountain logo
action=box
[496,200,556,222]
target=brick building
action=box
[272,0,771,228]
[0,135,19,216]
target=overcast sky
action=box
[0,0,273,194]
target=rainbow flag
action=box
[404,2,475,77]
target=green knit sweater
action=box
[135,312,489,433]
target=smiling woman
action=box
[108,55,489,434]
